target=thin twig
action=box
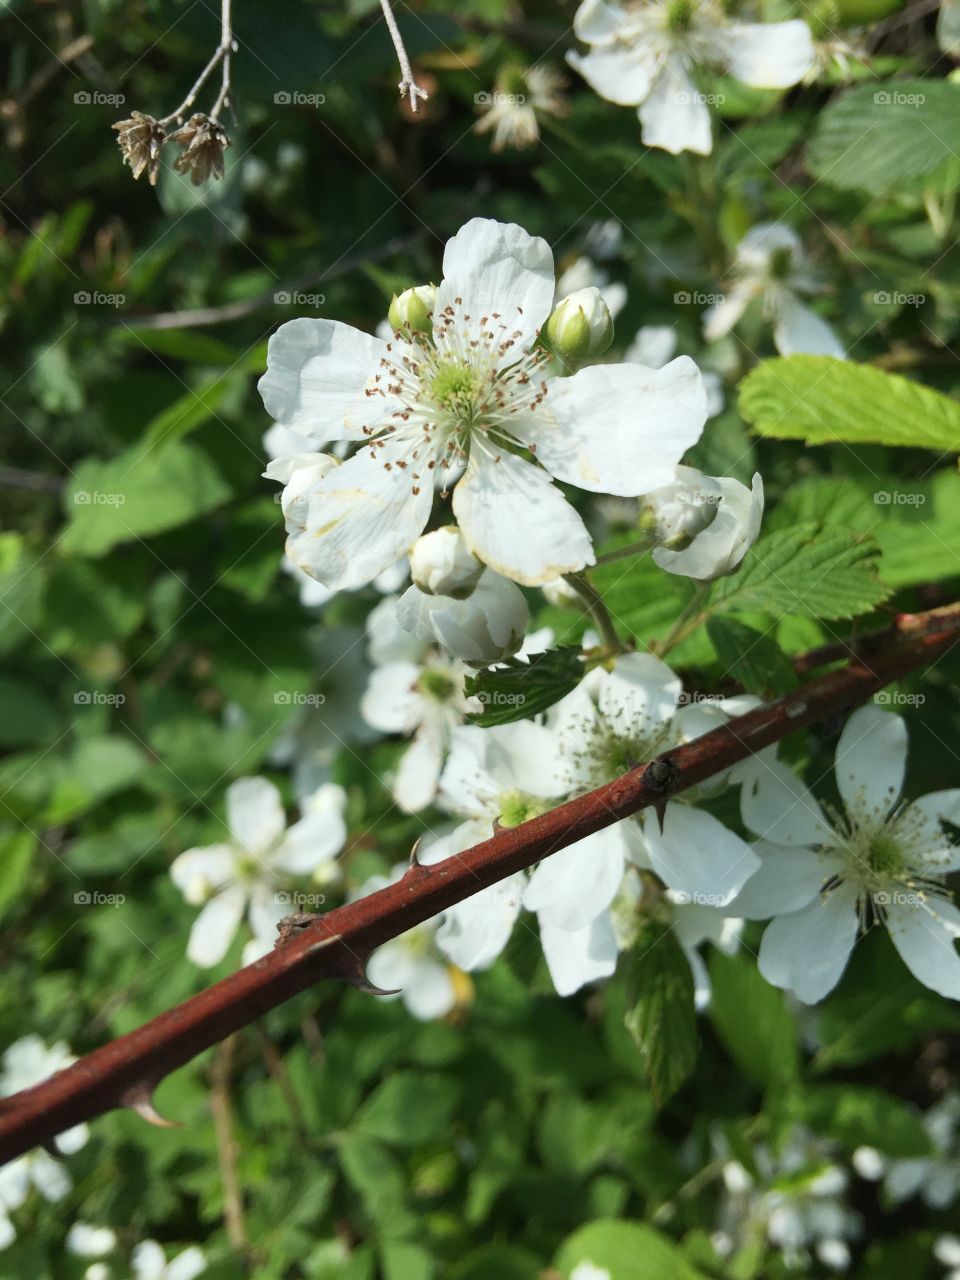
[379,0,429,112]
[0,605,957,1162]
[159,0,234,126]
[562,570,625,653]
[210,1035,247,1253]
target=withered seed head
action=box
[167,113,230,186]
[111,111,167,186]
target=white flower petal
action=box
[758,888,859,1003]
[726,842,826,920]
[653,472,763,581]
[720,21,814,89]
[643,804,760,905]
[530,357,706,496]
[625,324,677,368]
[453,448,594,586]
[226,777,285,855]
[740,759,833,846]
[186,885,247,968]
[523,826,627,931]
[435,218,555,356]
[167,1247,207,1280]
[29,1150,71,1201]
[289,438,434,591]
[366,939,417,993]
[703,282,757,342]
[403,959,457,1021]
[132,1241,168,1280]
[639,60,713,156]
[258,318,392,441]
[835,705,907,825]
[361,662,422,735]
[247,883,289,944]
[276,785,347,872]
[887,897,960,999]
[567,46,656,106]
[574,0,625,44]
[394,728,445,814]
[598,651,683,730]
[538,912,619,996]
[774,297,845,358]
[436,872,526,970]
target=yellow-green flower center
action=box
[497,789,554,828]
[417,668,458,702]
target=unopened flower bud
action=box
[397,569,529,664]
[389,284,437,334]
[544,286,614,366]
[410,526,484,597]
[641,468,721,551]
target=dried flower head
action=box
[167,113,230,186]
[111,111,167,186]
[474,65,568,153]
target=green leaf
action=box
[141,371,241,447]
[555,1220,707,1280]
[802,1085,933,1157]
[355,1072,458,1146]
[0,831,35,921]
[621,922,698,1107]
[706,617,797,696]
[739,356,960,452]
[807,79,960,193]
[61,440,233,556]
[465,647,584,727]
[708,952,800,1090]
[709,523,888,621]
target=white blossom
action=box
[409,525,484,597]
[132,1240,206,1280]
[568,0,813,155]
[170,777,347,967]
[259,218,706,590]
[734,704,960,1004]
[397,567,529,664]
[643,465,764,581]
[704,223,845,358]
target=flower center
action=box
[865,832,905,878]
[429,362,484,425]
[417,667,459,703]
[497,789,553,828]
[768,246,795,281]
[665,0,695,33]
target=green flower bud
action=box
[544,286,614,368]
[388,283,437,334]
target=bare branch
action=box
[379,0,429,113]
[1,605,958,1162]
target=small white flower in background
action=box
[571,1264,612,1280]
[402,526,529,663]
[0,1036,88,1245]
[132,1239,206,1280]
[361,599,477,813]
[936,1233,960,1280]
[703,223,845,358]
[567,0,813,155]
[939,0,960,55]
[170,777,347,967]
[474,64,568,152]
[259,218,706,590]
[555,253,627,319]
[854,1094,960,1210]
[734,704,960,1004]
[67,1224,118,1259]
[359,864,464,1020]
[626,325,724,416]
[641,464,764,581]
[714,1127,861,1272]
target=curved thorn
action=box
[42,1137,65,1161]
[355,980,402,997]
[121,1086,180,1129]
[408,836,423,868]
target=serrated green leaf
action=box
[739,355,960,452]
[807,79,960,193]
[61,441,232,556]
[622,922,698,1107]
[465,646,584,726]
[709,523,888,620]
[708,952,799,1090]
[706,617,797,696]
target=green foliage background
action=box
[2,0,960,1276]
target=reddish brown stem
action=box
[1,610,958,1163]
